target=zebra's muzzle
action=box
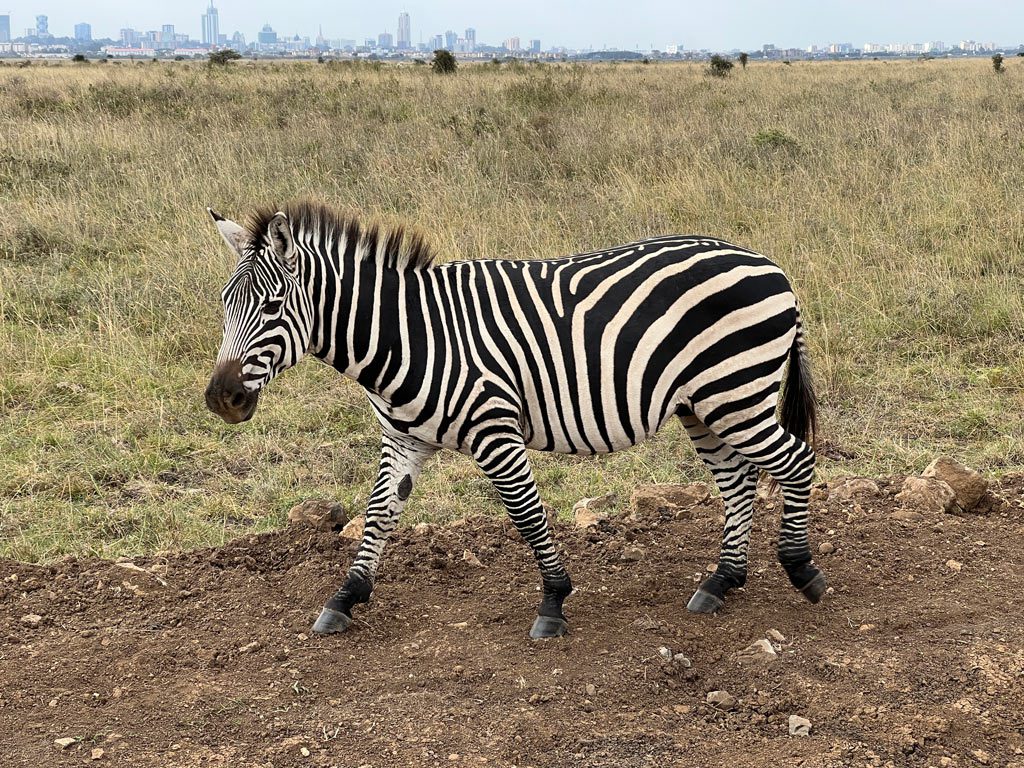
[205,360,260,424]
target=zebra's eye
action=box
[263,299,283,315]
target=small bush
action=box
[208,49,242,67]
[431,49,457,74]
[992,54,1004,73]
[707,55,733,78]
[752,128,799,151]
[71,54,87,64]
[738,52,749,69]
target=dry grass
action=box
[2,58,1023,561]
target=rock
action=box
[788,715,812,736]
[461,550,485,568]
[54,737,77,749]
[891,509,923,522]
[287,499,349,531]
[658,646,673,661]
[766,628,786,643]
[672,653,692,668]
[91,748,105,760]
[971,750,991,765]
[238,641,260,654]
[946,559,963,573]
[630,482,712,516]
[340,515,365,540]
[895,476,957,514]
[706,690,737,710]
[412,522,434,537]
[20,613,43,629]
[620,546,645,562]
[734,638,778,665]
[300,747,311,758]
[829,478,880,500]
[585,683,597,696]
[818,541,835,555]
[572,495,616,528]
[923,457,989,512]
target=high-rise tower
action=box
[397,12,411,50]
[202,2,220,47]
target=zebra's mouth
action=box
[205,360,261,424]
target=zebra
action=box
[204,201,827,639]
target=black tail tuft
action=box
[780,310,817,449]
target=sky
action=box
[9,1,1022,50]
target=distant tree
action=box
[71,53,87,63]
[208,48,242,66]
[431,49,457,74]
[782,59,792,65]
[642,57,650,65]
[1018,52,1024,57]
[992,53,1004,73]
[707,54,733,78]
[317,55,325,64]
[738,52,749,69]
[412,58,425,65]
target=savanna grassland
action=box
[1,58,1023,562]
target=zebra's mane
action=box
[244,201,435,271]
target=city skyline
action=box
[4,1,1023,53]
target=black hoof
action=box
[311,607,353,635]
[798,571,828,604]
[529,615,568,639]
[686,588,724,614]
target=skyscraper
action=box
[464,28,476,51]
[444,30,457,50]
[202,3,220,47]
[0,15,10,43]
[35,15,49,37]
[397,12,411,50]
[74,23,92,42]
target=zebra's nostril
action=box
[229,391,246,409]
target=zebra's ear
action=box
[208,208,246,258]
[266,211,297,272]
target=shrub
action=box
[208,49,242,67]
[992,54,1004,73]
[431,49,457,74]
[71,53,87,64]
[707,55,733,78]
[752,128,799,151]
[739,52,749,69]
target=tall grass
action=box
[1,59,1022,561]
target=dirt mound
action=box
[3,477,1023,768]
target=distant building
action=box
[504,37,521,52]
[378,32,394,48]
[464,27,476,51]
[529,39,541,53]
[444,30,457,49]
[202,3,219,47]
[74,23,92,42]
[36,15,50,37]
[258,24,277,45]
[397,12,411,49]
[0,15,10,43]
[430,34,443,50]
[231,31,246,49]
[120,28,140,47]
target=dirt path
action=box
[2,477,1023,768]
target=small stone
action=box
[91,747,105,760]
[818,542,835,555]
[946,559,963,573]
[895,476,957,514]
[859,623,876,632]
[658,646,673,661]
[238,641,260,654]
[766,629,786,643]
[971,749,990,765]
[939,758,954,767]
[585,683,597,696]
[923,457,989,512]
[788,714,812,736]
[20,613,43,628]
[672,653,692,668]
[287,499,348,531]
[630,482,712,516]
[572,494,617,528]
[300,747,311,757]
[829,478,880,500]
[706,690,737,710]
[734,638,778,665]
[54,737,76,749]
[461,550,485,568]
[48,698,58,707]
[340,515,365,541]
[412,522,434,537]
[449,755,460,762]
[891,509,924,522]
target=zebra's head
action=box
[205,208,312,424]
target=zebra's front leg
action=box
[312,432,436,635]
[474,434,573,639]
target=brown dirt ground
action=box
[2,477,1024,768]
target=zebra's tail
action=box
[780,303,817,449]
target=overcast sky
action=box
[11,1,1022,50]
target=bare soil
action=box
[2,477,1023,768]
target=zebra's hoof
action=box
[311,607,353,635]
[529,615,568,639]
[686,588,724,614]
[799,571,828,604]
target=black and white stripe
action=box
[207,202,825,637]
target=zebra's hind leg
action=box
[473,433,573,639]
[679,413,760,614]
[703,408,827,605]
[311,432,437,635]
